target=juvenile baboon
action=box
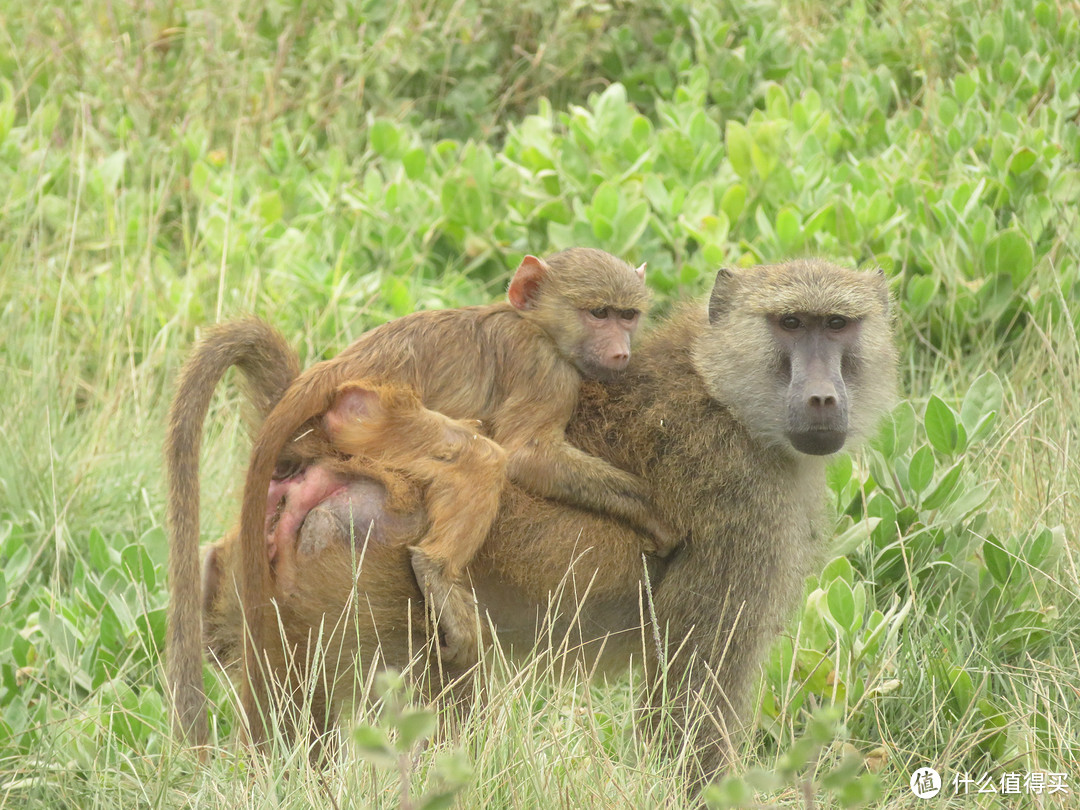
[272,379,507,662]
[236,248,670,742]
[192,260,898,784]
[165,319,301,747]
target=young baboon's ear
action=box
[334,384,383,421]
[507,255,550,311]
[707,268,738,324]
[634,262,647,281]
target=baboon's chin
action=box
[787,429,847,456]
[576,363,622,383]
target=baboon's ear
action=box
[334,384,383,420]
[507,255,550,311]
[873,268,891,314]
[707,268,737,324]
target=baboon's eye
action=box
[780,315,801,330]
[273,459,303,480]
[826,316,848,330]
[589,307,610,319]
[618,308,639,321]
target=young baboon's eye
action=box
[780,315,801,330]
[826,316,848,330]
[589,307,610,319]
[618,308,639,321]
[273,459,303,480]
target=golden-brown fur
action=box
[323,380,507,663]
[195,260,897,784]
[204,249,660,744]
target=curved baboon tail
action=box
[236,353,352,744]
[165,319,299,747]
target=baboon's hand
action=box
[642,514,680,557]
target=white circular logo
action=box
[910,766,942,799]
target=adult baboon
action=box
[194,260,898,780]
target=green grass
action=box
[1,0,1078,807]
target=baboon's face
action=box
[768,312,858,455]
[694,263,897,457]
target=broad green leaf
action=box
[418,793,457,810]
[613,199,651,256]
[643,175,670,214]
[190,160,210,195]
[954,72,977,104]
[137,607,167,654]
[534,199,571,225]
[836,774,884,806]
[906,275,936,309]
[593,82,628,126]
[831,517,879,557]
[353,725,396,767]
[750,140,777,180]
[433,749,474,785]
[1026,527,1053,568]
[720,183,746,221]
[984,228,1034,286]
[1008,147,1036,175]
[384,277,414,317]
[120,544,156,589]
[396,708,437,748]
[820,556,853,586]
[826,454,852,493]
[924,396,964,455]
[908,445,935,493]
[983,537,1012,584]
[591,182,620,221]
[702,777,756,807]
[977,699,1008,759]
[944,666,975,717]
[960,371,1003,439]
[827,579,856,632]
[775,206,801,250]
[922,460,965,510]
[258,190,283,225]
[87,528,112,572]
[369,119,402,157]
[725,121,752,181]
[941,481,996,521]
[765,83,790,119]
[893,402,917,456]
[139,526,169,569]
[403,148,427,179]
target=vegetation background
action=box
[0,0,1077,806]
